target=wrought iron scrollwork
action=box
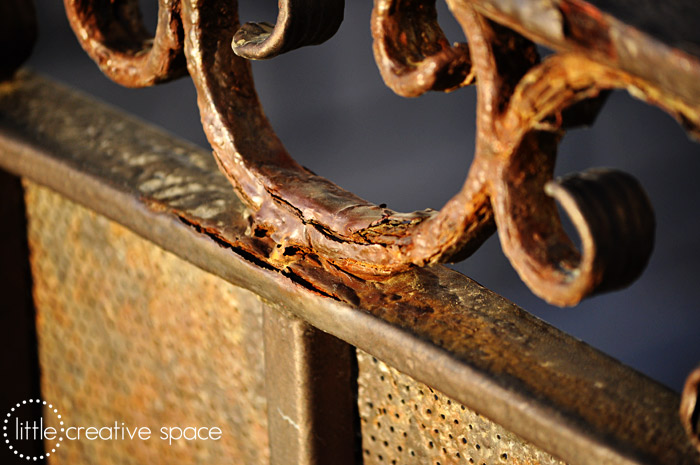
[371,0,474,97]
[63,0,187,87]
[232,0,345,59]
[9,0,699,305]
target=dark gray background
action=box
[27,1,700,392]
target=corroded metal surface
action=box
[62,0,186,87]
[0,73,697,464]
[24,181,269,464]
[371,0,474,97]
[358,350,566,465]
[232,0,345,60]
[56,0,700,305]
[470,0,700,133]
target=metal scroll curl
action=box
[61,0,700,305]
[232,0,345,60]
[63,0,186,87]
[490,51,658,305]
[371,0,474,97]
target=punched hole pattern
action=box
[357,350,568,465]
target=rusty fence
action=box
[2,1,700,465]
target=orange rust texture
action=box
[371,0,474,97]
[24,181,269,465]
[357,350,564,465]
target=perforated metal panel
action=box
[24,181,269,464]
[358,350,566,465]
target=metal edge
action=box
[263,304,357,465]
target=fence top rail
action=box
[0,71,696,465]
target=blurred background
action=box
[25,0,700,392]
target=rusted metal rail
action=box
[0,71,698,465]
[2,0,700,464]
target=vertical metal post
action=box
[263,304,357,465]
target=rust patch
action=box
[24,182,270,465]
[232,0,344,59]
[371,0,475,97]
[63,0,187,87]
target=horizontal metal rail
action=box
[0,71,696,465]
